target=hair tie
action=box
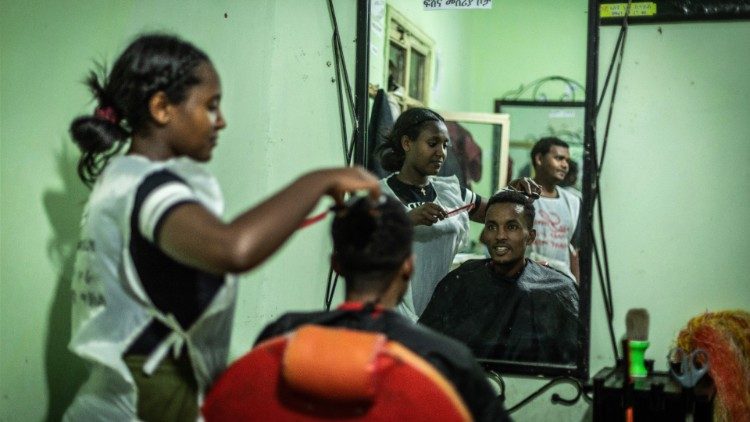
[94,106,119,124]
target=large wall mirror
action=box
[354,0,592,379]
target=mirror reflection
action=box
[498,101,585,282]
[419,189,580,364]
[365,0,588,373]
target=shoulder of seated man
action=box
[450,258,488,276]
[429,259,489,291]
[254,310,333,344]
[526,261,577,290]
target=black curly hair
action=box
[332,195,413,294]
[486,190,536,229]
[530,136,569,169]
[69,33,210,186]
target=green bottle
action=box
[628,340,650,378]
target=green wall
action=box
[2,1,749,421]
[1,1,356,420]
[592,18,750,377]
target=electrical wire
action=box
[592,230,620,361]
[324,267,340,311]
[486,370,507,403]
[589,0,634,366]
[596,28,625,114]
[598,11,629,176]
[324,0,360,309]
[326,0,359,165]
[333,31,350,165]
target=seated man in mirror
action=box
[419,190,579,364]
[529,137,581,282]
[255,195,509,421]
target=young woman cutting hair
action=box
[65,33,379,420]
[376,108,480,322]
[377,107,538,322]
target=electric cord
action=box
[326,0,358,165]
[333,35,350,165]
[597,6,629,176]
[592,228,619,362]
[324,267,340,311]
[486,370,507,402]
[590,0,633,366]
[324,0,359,310]
[596,28,625,115]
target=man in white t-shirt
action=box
[529,137,581,282]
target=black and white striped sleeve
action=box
[134,170,200,244]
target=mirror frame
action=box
[438,111,511,194]
[353,0,598,380]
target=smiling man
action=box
[529,137,581,282]
[419,190,579,363]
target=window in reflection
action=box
[409,49,426,102]
[385,6,433,110]
[388,42,405,88]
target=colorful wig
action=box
[676,310,750,422]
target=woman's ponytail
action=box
[69,71,129,187]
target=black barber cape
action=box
[255,303,510,422]
[419,260,580,364]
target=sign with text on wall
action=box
[423,0,492,10]
[600,2,657,18]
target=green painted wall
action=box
[1,1,355,420]
[591,18,750,380]
[2,1,749,421]
[467,1,588,108]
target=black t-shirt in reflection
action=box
[419,259,580,364]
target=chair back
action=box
[202,324,472,421]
